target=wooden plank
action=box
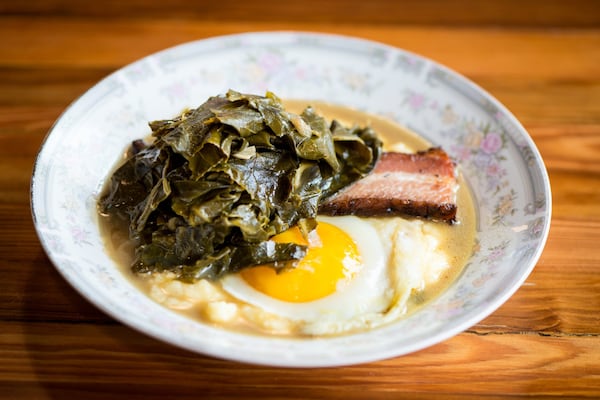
[0,321,598,398]
[531,125,600,173]
[1,0,599,27]
[547,171,600,220]
[482,82,600,126]
[0,18,599,82]
[0,67,109,107]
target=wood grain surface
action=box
[1,1,599,398]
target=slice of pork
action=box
[319,148,458,223]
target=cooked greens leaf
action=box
[98,90,381,281]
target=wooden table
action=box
[2,1,599,398]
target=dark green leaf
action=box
[98,91,381,282]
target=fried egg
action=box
[221,216,394,330]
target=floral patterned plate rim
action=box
[31,31,551,367]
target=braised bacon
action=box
[318,148,458,223]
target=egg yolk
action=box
[240,222,362,303]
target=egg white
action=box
[221,216,393,324]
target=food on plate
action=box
[319,148,458,222]
[98,91,476,337]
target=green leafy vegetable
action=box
[98,90,381,281]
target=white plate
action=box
[31,32,551,367]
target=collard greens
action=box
[99,91,381,281]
